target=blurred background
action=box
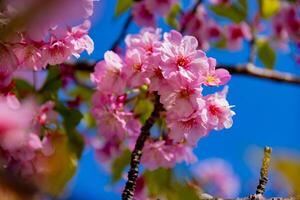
[60,0,300,199]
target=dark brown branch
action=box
[66,61,300,86]
[110,14,133,51]
[201,197,299,200]
[180,0,202,33]
[122,93,163,200]
[217,64,300,85]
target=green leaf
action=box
[14,78,35,98]
[210,2,247,23]
[83,112,97,128]
[257,40,276,69]
[144,168,172,196]
[39,66,62,102]
[258,0,281,19]
[38,133,78,196]
[213,35,227,49]
[274,157,300,195]
[55,102,84,158]
[68,85,93,103]
[239,0,248,15]
[144,168,199,200]
[111,149,131,183]
[115,0,133,17]
[134,98,154,124]
[40,66,62,93]
[165,4,181,29]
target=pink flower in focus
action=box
[167,110,207,146]
[0,43,19,72]
[69,20,94,57]
[132,2,155,27]
[91,51,126,95]
[13,42,47,70]
[141,140,196,170]
[144,55,167,92]
[203,58,231,86]
[225,22,252,51]
[124,48,150,88]
[159,77,204,118]
[125,28,162,55]
[160,30,209,81]
[201,87,235,130]
[92,92,141,140]
[193,159,240,198]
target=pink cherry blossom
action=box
[91,29,234,169]
[132,2,155,27]
[160,30,209,81]
[125,28,161,54]
[0,43,18,69]
[0,97,34,151]
[167,110,207,146]
[91,51,126,95]
[92,92,141,140]
[201,87,235,130]
[143,55,167,92]
[93,138,122,162]
[124,48,150,88]
[209,0,231,5]
[159,77,204,118]
[141,140,196,170]
[0,0,94,71]
[272,3,300,48]
[145,0,178,15]
[203,57,231,86]
[36,101,57,126]
[180,5,222,50]
[13,42,47,70]
[225,22,252,51]
[193,158,240,198]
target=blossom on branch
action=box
[91,28,234,170]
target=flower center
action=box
[209,105,221,116]
[176,56,189,68]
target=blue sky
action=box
[63,1,300,199]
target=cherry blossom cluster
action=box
[91,28,235,170]
[0,0,94,94]
[180,4,252,50]
[0,97,56,180]
[132,0,178,27]
[131,1,252,51]
[272,1,300,49]
[192,158,240,198]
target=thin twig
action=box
[110,15,133,51]
[256,146,272,195]
[180,0,202,33]
[217,64,300,85]
[66,61,300,86]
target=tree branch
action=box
[110,14,133,51]
[66,61,300,86]
[180,0,202,33]
[217,64,300,85]
[122,93,163,200]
